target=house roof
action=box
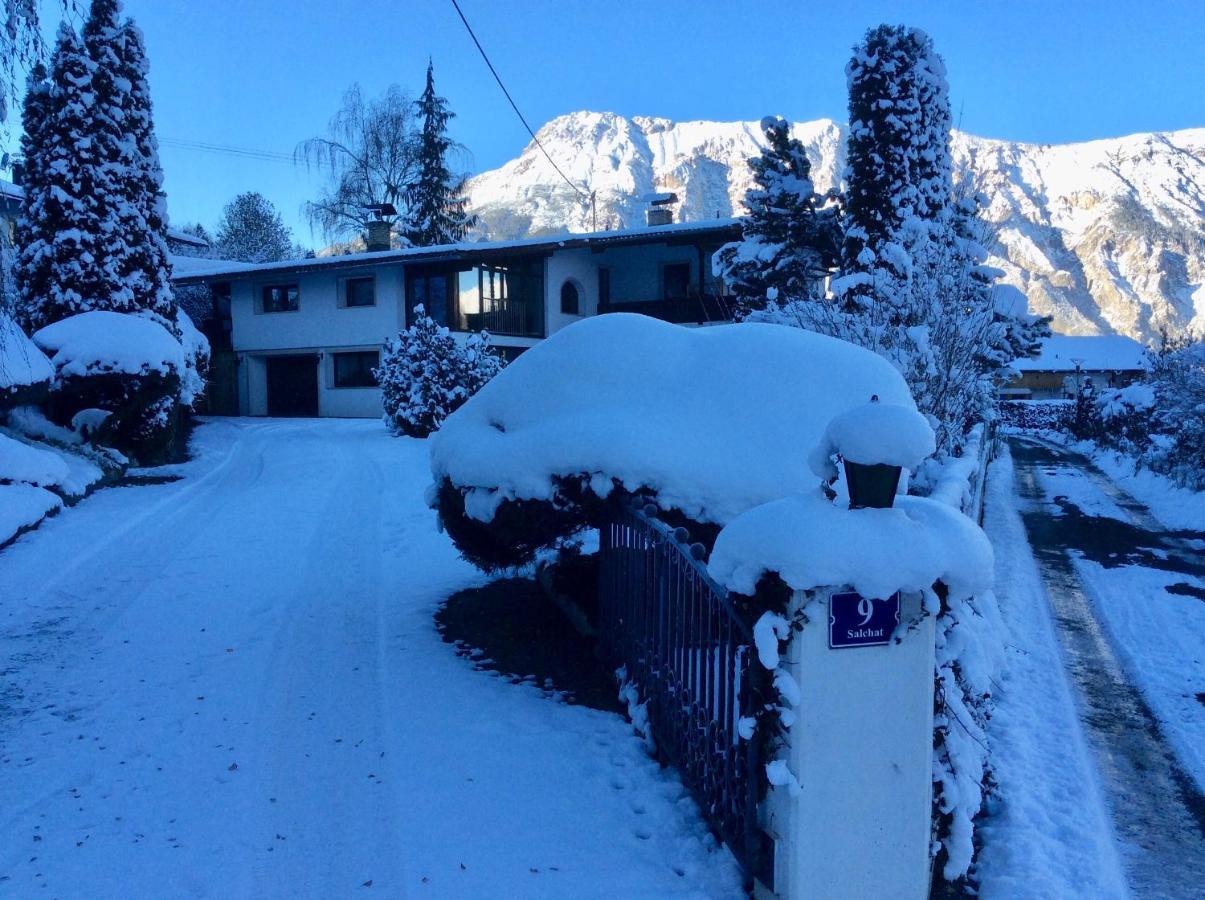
[1015,334,1148,372]
[169,218,744,284]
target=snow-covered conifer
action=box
[105,11,175,323]
[406,61,476,247]
[16,24,114,331]
[12,63,53,330]
[214,192,296,263]
[376,305,503,437]
[714,116,838,313]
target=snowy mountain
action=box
[467,112,1205,343]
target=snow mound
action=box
[708,490,993,601]
[0,482,62,545]
[0,431,71,488]
[809,399,935,478]
[32,311,185,380]
[1,313,54,391]
[431,314,916,525]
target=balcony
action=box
[599,293,734,325]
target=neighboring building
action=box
[1004,334,1147,400]
[171,219,742,418]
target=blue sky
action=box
[26,0,1205,246]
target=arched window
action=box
[560,280,581,315]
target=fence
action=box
[598,501,768,886]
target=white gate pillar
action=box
[757,588,935,900]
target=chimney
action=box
[366,220,391,252]
[363,202,397,252]
[643,191,678,226]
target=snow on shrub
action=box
[998,399,1072,432]
[376,305,504,438]
[32,310,185,380]
[177,309,211,410]
[431,314,916,564]
[0,431,71,488]
[0,313,54,407]
[31,310,184,464]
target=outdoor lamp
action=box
[810,395,937,510]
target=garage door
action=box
[266,354,319,417]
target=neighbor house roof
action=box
[1015,334,1148,372]
[170,218,744,284]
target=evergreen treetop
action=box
[714,115,838,311]
[406,60,476,247]
[214,192,296,263]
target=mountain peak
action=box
[469,112,1205,342]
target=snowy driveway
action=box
[980,438,1204,899]
[0,419,740,898]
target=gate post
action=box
[757,587,936,900]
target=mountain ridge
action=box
[467,111,1205,343]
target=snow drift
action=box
[431,314,917,526]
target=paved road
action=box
[1009,437,1205,899]
[0,419,739,899]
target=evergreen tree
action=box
[375,305,503,437]
[837,25,952,316]
[714,116,838,313]
[406,61,476,246]
[16,24,114,331]
[12,63,53,330]
[111,16,175,323]
[214,192,295,263]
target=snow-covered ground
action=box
[979,439,1205,898]
[0,418,741,898]
[974,448,1128,899]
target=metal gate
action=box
[598,500,769,885]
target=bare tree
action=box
[295,83,421,246]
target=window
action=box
[332,351,380,388]
[598,268,611,308]
[407,269,451,326]
[342,276,375,308]
[663,263,691,300]
[261,283,299,313]
[560,280,580,315]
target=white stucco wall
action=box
[544,248,598,336]
[760,589,935,900]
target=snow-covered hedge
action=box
[31,310,185,463]
[998,399,1072,432]
[431,314,916,567]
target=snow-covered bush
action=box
[1084,333,1205,490]
[176,309,211,410]
[998,399,1073,432]
[32,310,184,463]
[376,305,504,438]
[430,313,916,570]
[0,312,54,409]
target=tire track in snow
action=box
[1009,437,1205,899]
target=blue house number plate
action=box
[829,591,901,649]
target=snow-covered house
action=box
[1004,334,1147,400]
[170,219,741,418]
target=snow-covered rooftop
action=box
[1015,334,1148,372]
[431,313,917,526]
[169,254,258,277]
[171,218,744,283]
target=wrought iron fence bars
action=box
[598,500,766,886]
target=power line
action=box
[159,137,296,165]
[448,0,588,202]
